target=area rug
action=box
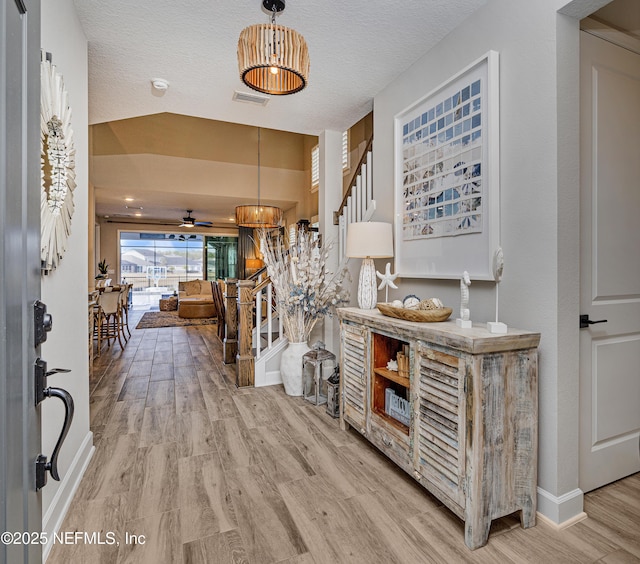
[136,311,217,329]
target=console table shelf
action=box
[337,307,540,550]
[373,367,410,388]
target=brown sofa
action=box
[177,279,215,319]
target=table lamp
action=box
[346,222,394,309]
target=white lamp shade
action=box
[346,222,394,258]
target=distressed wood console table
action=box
[337,307,540,550]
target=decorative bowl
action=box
[377,303,453,322]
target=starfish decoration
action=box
[376,262,399,303]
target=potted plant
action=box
[96,258,109,280]
[259,227,349,396]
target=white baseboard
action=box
[42,431,95,562]
[257,369,282,387]
[536,486,585,527]
[537,510,588,530]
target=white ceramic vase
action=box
[280,341,311,396]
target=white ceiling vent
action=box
[232,90,270,106]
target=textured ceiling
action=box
[73,0,488,135]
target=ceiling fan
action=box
[179,210,212,228]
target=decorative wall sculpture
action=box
[40,53,76,272]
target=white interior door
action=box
[579,31,640,493]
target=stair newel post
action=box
[236,279,255,387]
[223,278,238,364]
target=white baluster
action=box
[360,164,367,220]
[266,282,273,350]
[255,289,262,359]
[356,174,362,222]
[366,151,373,210]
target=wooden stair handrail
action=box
[251,276,272,296]
[247,265,267,281]
[334,135,373,220]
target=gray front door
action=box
[0,1,42,563]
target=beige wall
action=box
[93,113,310,169]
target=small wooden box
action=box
[159,296,178,311]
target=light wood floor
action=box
[48,312,640,564]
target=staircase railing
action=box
[334,136,375,263]
[232,273,285,388]
[252,275,282,360]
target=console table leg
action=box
[520,499,537,529]
[464,515,491,550]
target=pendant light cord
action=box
[257,127,261,208]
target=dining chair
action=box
[211,280,225,341]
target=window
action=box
[342,130,349,172]
[311,144,319,192]
[311,134,347,191]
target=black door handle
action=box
[34,358,74,490]
[580,314,608,329]
[41,386,74,481]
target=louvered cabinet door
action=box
[340,322,368,433]
[415,342,466,509]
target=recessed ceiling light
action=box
[228,217,235,221]
[124,197,134,202]
[134,213,142,217]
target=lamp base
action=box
[487,321,508,334]
[357,257,377,309]
[456,318,472,329]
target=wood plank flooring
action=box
[47,313,640,564]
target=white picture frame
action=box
[394,51,500,280]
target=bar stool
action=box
[94,290,124,355]
[118,284,131,340]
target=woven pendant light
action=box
[235,127,283,228]
[238,0,309,96]
[235,204,282,228]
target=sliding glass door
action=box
[205,236,238,281]
[119,232,205,308]
[119,232,239,309]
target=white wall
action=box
[366,0,591,523]
[40,0,92,554]
[318,130,344,354]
